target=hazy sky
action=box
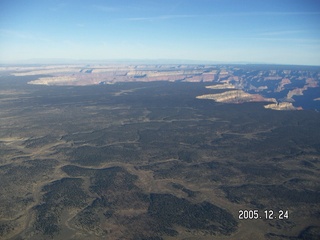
[1,0,320,65]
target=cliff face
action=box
[196,84,303,111]
[264,102,302,110]
[276,78,291,92]
[28,76,78,85]
[196,90,276,104]
[205,84,235,89]
[197,89,303,111]
[6,64,319,111]
[22,66,217,85]
[286,77,319,101]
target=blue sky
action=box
[1,0,320,65]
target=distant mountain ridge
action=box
[2,64,320,111]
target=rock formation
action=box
[196,90,276,104]
[264,102,302,110]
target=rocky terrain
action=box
[196,89,276,104]
[264,102,302,110]
[2,64,319,111]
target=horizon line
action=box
[1,58,320,67]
